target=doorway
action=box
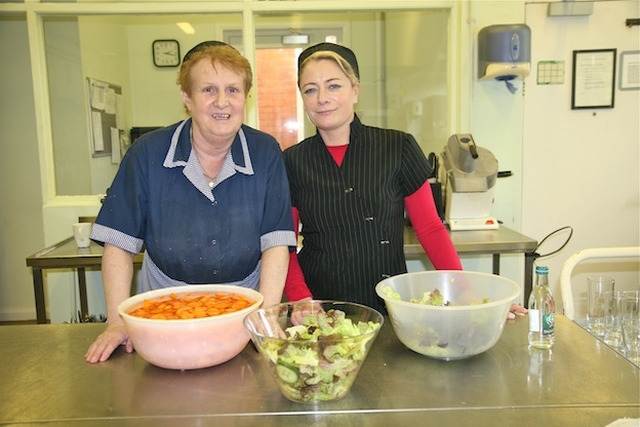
[225,27,343,149]
[255,47,300,149]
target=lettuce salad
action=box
[259,309,380,403]
[383,287,489,306]
[382,286,491,358]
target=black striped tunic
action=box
[283,115,433,313]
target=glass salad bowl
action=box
[243,300,383,403]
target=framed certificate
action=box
[571,49,616,109]
[619,51,640,91]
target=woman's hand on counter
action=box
[85,321,133,363]
[508,303,528,320]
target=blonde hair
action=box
[297,50,359,88]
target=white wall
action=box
[464,1,528,291]
[522,0,640,316]
[0,16,46,321]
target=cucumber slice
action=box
[275,363,299,384]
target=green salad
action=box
[382,286,492,359]
[383,287,489,306]
[259,309,380,403]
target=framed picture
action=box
[571,49,616,109]
[619,51,640,91]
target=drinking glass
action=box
[621,290,640,366]
[603,290,624,348]
[586,276,615,337]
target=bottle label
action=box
[529,310,555,335]
[529,309,541,332]
[542,312,555,335]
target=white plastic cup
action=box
[586,276,615,337]
[72,222,92,248]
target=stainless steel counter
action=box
[25,237,144,323]
[404,224,537,257]
[26,226,538,324]
[1,315,637,426]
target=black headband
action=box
[297,42,360,79]
[182,40,237,63]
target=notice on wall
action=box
[571,49,616,109]
[87,78,124,160]
[110,127,122,164]
[619,50,640,91]
[92,111,104,151]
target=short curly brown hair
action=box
[177,44,253,96]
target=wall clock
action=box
[152,39,181,68]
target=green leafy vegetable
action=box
[382,285,494,359]
[259,309,380,403]
[383,286,488,306]
[409,288,449,306]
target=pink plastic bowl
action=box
[118,284,263,370]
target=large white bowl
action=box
[375,271,519,360]
[118,284,263,370]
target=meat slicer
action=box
[440,134,499,231]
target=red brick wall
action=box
[256,48,299,150]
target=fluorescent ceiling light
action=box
[548,2,593,16]
[176,22,195,35]
[282,34,309,45]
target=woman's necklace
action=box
[203,173,215,189]
[191,127,215,188]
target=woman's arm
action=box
[85,243,135,363]
[405,182,462,270]
[259,245,290,308]
[283,207,313,301]
[406,183,525,318]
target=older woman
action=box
[86,41,295,363]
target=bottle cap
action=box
[535,265,549,274]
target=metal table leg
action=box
[32,267,47,324]
[524,252,536,308]
[32,266,90,323]
[78,267,89,321]
[492,252,535,307]
[492,254,500,275]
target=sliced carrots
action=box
[128,292,256,320]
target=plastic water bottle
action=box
[528,266,555,349]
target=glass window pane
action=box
[41,8,448,196]
[251,10,449,156]
[44,13,243,196]
[255,48,299,150]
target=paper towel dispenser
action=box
[478,24,531,81]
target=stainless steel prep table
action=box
[26,226,537,324]
[25,237,144,324]
[1,316,637,427]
